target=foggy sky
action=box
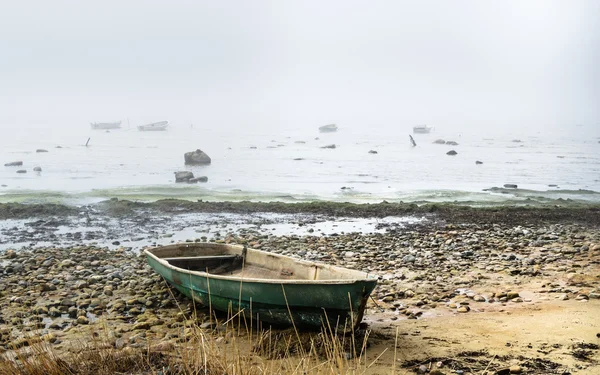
[1,0,598,132]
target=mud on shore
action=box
[1,199,600,226]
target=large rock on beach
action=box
[446,150,457,156]
[174,171,194,183]
[4,161,23,167]
[184,149,211,165]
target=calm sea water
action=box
[1,123,599,205]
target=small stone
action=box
[114,338,126,349]
[48,307,61,317]
[76,316,89,325]
[507,291,520,299]
[67,307,78,318]
[32,306,49,315]
[133,321,152,330]
[4,249,17,259]
[457,306,470,313]
[509,365,522,374]
[4,161,23,167]
[61,298,76,307]
[42,333,57,343]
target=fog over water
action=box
[0,1,599,204]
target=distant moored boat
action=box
[138,121,169,131]
[319,124,338,133]
[90,121,121,130]
[413,125,432,134]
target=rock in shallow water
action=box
[184,149,211,165]
[174,171,194,183]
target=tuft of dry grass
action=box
[0,311,377,375]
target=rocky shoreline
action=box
[1,199,600,224]
[1,209,599,373]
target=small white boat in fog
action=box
[319,124,338,133]
[91,121,121,130]
[413,125,432,134]
[138,121,169,131]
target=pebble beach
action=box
[1,200,599,374]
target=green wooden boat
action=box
[144,243,378,330]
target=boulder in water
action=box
[446,141,459,146]
[36,149,48,153]
[4,161,23,167]
[433,139,446,144]
[320,144,336,149]
[16,170,27,174]
[446,150,458,156]
[174,171,194,183]
[189,176,208,183]
[368,150,378,154]
[504,184,518,189]
[33,166,42,172]
[184,149,211,165]
[475,161,483,165]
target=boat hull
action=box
[412,126,431,134]
[319,124,338,133]
[138,121,168,131]
[144,244,377,330]
[91,122,121,130]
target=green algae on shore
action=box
[2,199,600,227]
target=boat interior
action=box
[147,243,371,281]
